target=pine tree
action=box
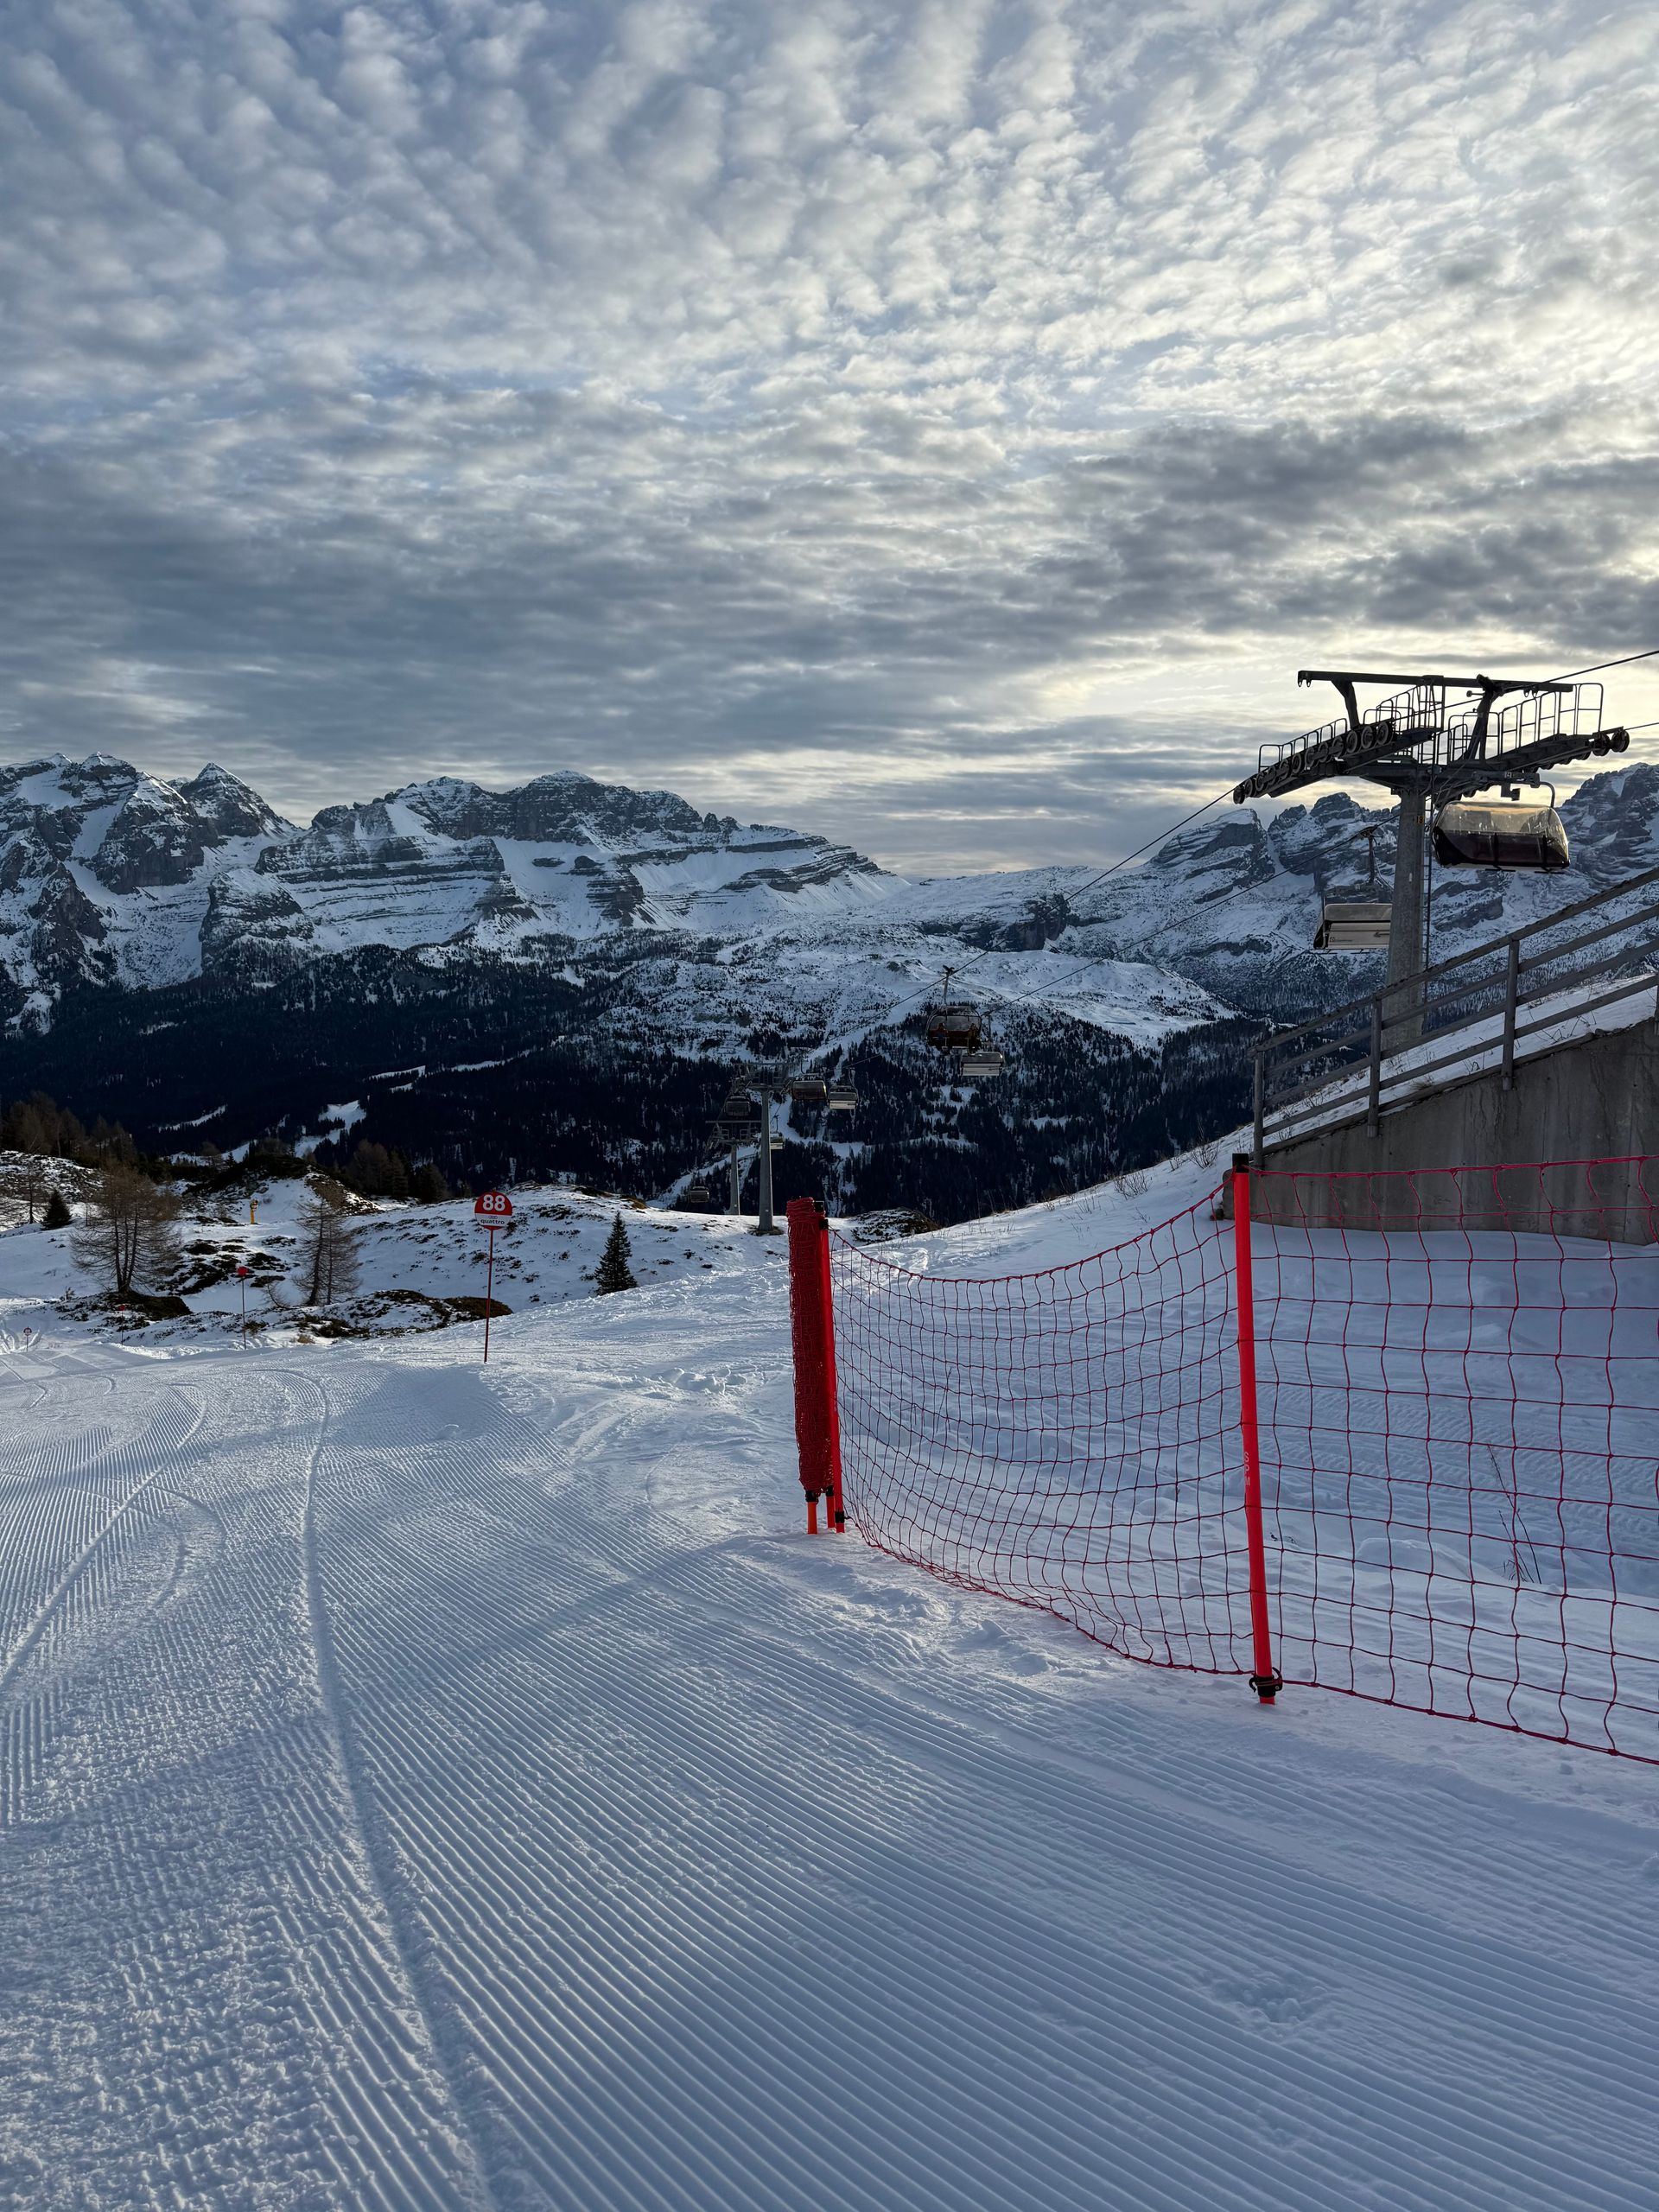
[42,1188,71,1230]
[594,1212,637,1295]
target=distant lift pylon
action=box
[709,1059,861,1231]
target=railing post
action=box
[786,1197,841,1533]
[1230,1156,1281,1702]
[1367,995,1382,1135]
[1501,936,1521,1091]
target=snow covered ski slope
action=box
[2,1213,1657,2209]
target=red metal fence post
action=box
[1231,1154,1281,1701]
[786,1197,835,1532]
[815,1207,846,1530]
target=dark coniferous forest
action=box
[3,946,1255,1225]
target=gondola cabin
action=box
[1433,792,1569,872]
[1313,900,1391,951]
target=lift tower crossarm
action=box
[1236,672,1603,805]
[1295,671,1572,695]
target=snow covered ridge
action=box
[2,749,1656,1034]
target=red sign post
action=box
[474,1192,512,1361]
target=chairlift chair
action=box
[925,965,985,1054]
[825,1084,860,1113]
[1313,901,1392,951]
[957,1047,1006,1080]
[682,1180,715,1211]
[1433,781,1569,872]
[1314,822,1392,952]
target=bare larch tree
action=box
[300,1178,359,1306]
[74,1167,181,1300]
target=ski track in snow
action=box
[0,1272,1656,2209]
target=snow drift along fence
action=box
[819,1158,1659,1763]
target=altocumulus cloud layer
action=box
[2,0,1656,868]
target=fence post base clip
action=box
[1249,1670,1283,1703]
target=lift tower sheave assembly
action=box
[1233,670,1630,1043]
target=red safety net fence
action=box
[827,1156,1659,1761]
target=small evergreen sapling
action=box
[42,1188,72,1230]
[594,1212,637,1295]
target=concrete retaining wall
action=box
[1245,1001,1659,1243]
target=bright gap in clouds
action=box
[1,0,1656,872]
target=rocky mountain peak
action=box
[1558,764,1659,883]
[179,764,292,842]
[398,770,765,852]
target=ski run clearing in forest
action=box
[1,1164,1656,2210]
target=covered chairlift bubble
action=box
[1433,780,1570,872]
[925,966,987,1052]
[681,1179,715,1211]
[789,1071,861,1111]
[925,1001,982,1054]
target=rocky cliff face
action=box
[0,760,892,1020]
[0,751,1651,1048]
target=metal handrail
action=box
[1263,892,1659,1090]
[1252,864,1659,1166]
[1259,862,1659,1055]
[1262,966,1659,1146]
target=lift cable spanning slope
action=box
[995,716,1659,1020]
[876,650,1659,1039]
[989,705,1659,1022]
[879,787,1234,1030]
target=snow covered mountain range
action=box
[7,750,1656,1030]
[2,750,1654,1215]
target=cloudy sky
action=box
[2,0,1656,870]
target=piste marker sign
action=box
[474,1191,512,1362]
